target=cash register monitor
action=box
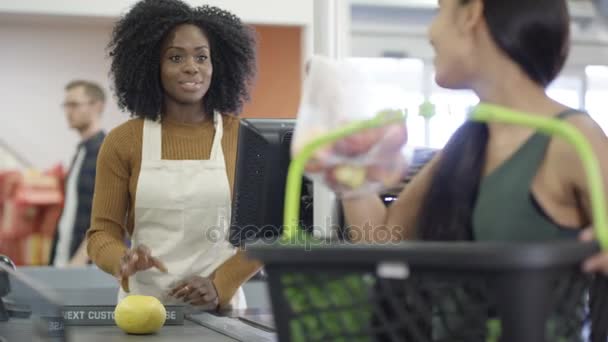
[230,119,312,246]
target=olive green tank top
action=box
[472,109,585,242]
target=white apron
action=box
[117,112,246,310]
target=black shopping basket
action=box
[248,240,607,341]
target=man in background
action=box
[50,80,106,267]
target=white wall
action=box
[0,1,314,170]
[0,18,126,169]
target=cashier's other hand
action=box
[579,228,608,275]
[117,244,168,292]
[169,276,219,310]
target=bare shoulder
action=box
[549,112,606,157]
[547,112,608,185]
[564,112,605,136]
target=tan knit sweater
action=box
[86,115,261,307]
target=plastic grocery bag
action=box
[291,56,408,197]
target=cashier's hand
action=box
[580,228,608,275]
[169,276,219,311]
[117,244,168,292]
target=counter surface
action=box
[0,266,275,342]
[1,318,240,342]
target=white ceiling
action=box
[350,0,608,44]
[349,0,601,21]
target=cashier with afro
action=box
[86,0,261,310]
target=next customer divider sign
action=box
[60,306,184,326]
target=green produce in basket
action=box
[485,318,569,342]
[486,319,501,342]
[283,273,374,341]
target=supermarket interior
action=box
[2,0,608,341]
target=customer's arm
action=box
[86,131,131,277]
[343,153,441,242]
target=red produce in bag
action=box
[291,56,408,197]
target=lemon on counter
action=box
[114,295,167,334]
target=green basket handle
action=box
[283,102,608,250]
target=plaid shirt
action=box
[49,131,105,264]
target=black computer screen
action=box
[230,119,312,246]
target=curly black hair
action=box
[108,0,257,120]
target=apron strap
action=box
[210,111,224,162]
[142,119,162,161]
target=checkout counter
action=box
[0,265,276,341]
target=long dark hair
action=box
[416,0,570,241]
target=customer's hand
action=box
[580,227,608,275]
[169,275,219,310]
[117,244,167,292]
